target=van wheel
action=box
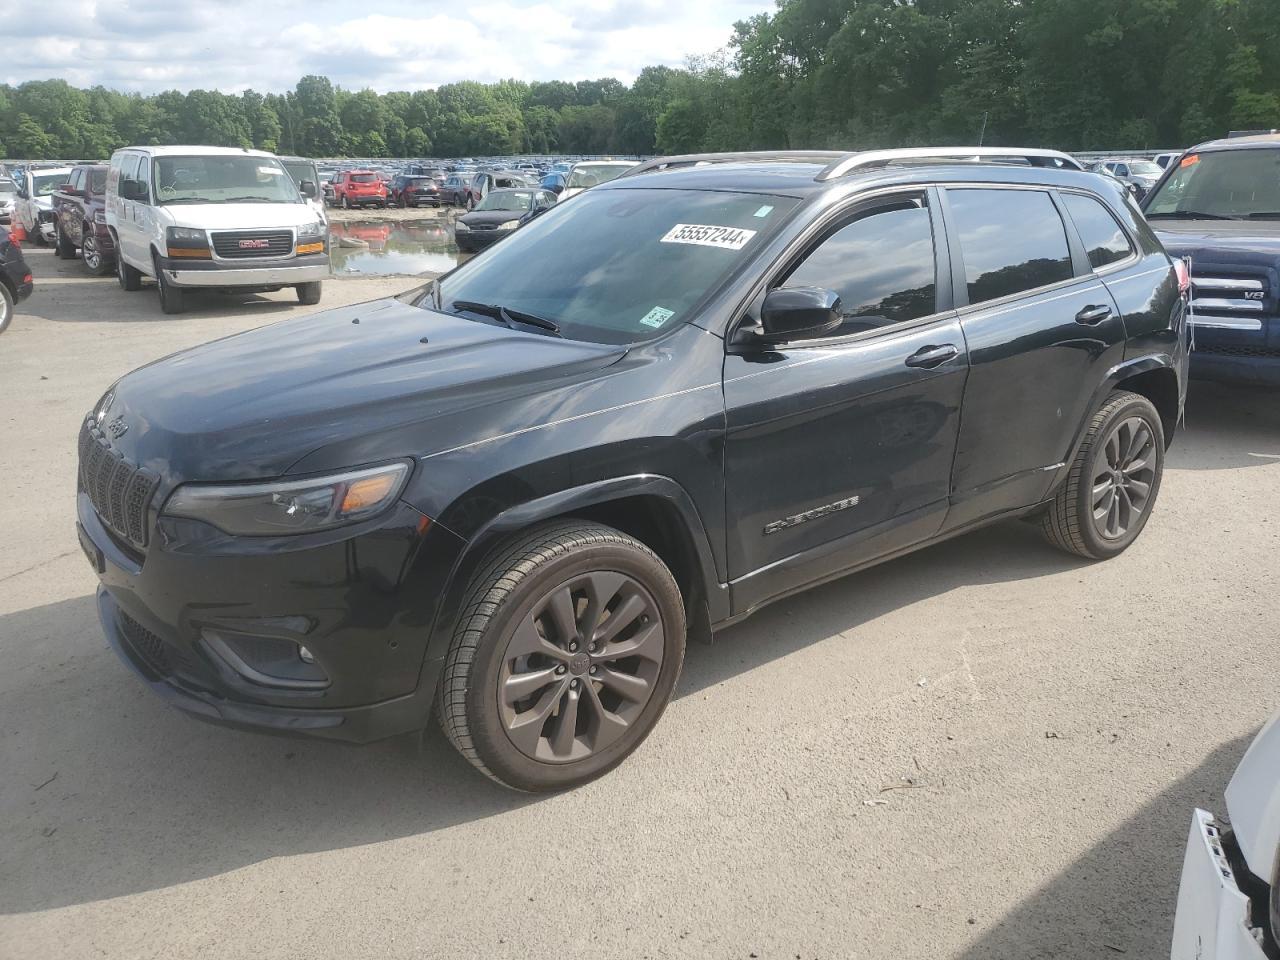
[154,255,185,314]
[116,244,142,291]
[296,282,322,305]
[55,225,76,260]
[0,282,14,334]
[438,521,686,792]
[1041,391,1165,560]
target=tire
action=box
[0,282,13,335]
[1041,391,1165,560]
[32,221,48,246]
[55,224,76,260]
[81,232,110,275]
[116,243,142,291]
[296,281,322,305]
[154,255,185,314]
[439,521,686,792]
[399,196,407,209]
[342,195,350,210]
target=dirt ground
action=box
[2,242,1278,959]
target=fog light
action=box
[298,645,315,664]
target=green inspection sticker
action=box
[753,205,774,218]
[639,306,675,328]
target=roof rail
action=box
[816,147,1084,181]
[619,150,847,179]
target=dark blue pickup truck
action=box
[1143,135,1280,385]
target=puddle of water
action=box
[329,219,466,276]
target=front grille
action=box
[1190,272,1271,329]
[1197,344,1280,358]
[211,230,293,260]
[78,421,158,550]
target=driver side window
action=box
[781,195,938,335]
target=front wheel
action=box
[55,224,76,259]
[116,244,142,291]
[154,257,185,314]
[1041,391,1165,560]
[438,521,686,792]
[295,282,322,305]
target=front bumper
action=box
[157,253,330,288]
[1171,810,1271,960]
[80,490,464,743]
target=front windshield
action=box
[0,180,14,195]
[1145,148,1280,219]
[154,156,301,205]
[567,163,635,189]
[1128,161,1162,177]
[434,187,798,345]
[32,173,66,196]
[476,190,532,212]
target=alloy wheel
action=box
[1091,415,1156,540]
[82,235,101,271]
[498,571,665,764]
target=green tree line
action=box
[3,0,1278,161]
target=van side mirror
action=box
[300,180,317,199]
[757,287,843,343]
[121,180,145,201]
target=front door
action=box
[723,189,969,615]
[940,186,1128,528]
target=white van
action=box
[106,146,329,314]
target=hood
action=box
[159,202,321,230]
[459,209,526,227]
[1151,219,1280,264]
[1225,709,1280,884]
[99,298,625,484]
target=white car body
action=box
[106,145,328,291]
[558,160,640,201]
[1172,711,1280,959]
[17,167,72,242]
[0,178,17,223]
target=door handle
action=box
[905,344,959,369]
[1075,304,1113,325]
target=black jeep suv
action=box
[78,148,1189,791]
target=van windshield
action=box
[431,187,798,345]
[152,156,302,205]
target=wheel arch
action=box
[421,475,727,670]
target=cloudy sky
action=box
[5,0,775,94]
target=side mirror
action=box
[757,287,843,343]
[121,180,145,201]
[16,187,28,200]
[59,183,77,196]
[300,180,317,199]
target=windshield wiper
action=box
[1146,210,1237,220]
[450,300,561,335]
[221,196,277,203]
[1243,212,1280,220]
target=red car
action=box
[332,171,387,209]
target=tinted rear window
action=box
[351,174,377,183]
[1062,193,1133,269]
[948,189,1073,305]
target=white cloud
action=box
[2,0,772,93]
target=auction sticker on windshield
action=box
[661,223,757,251]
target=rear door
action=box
[941,185,1127,529]
[723,188,969,612]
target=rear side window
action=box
[948,189,1073,305]
[782,196,937,333]
[1062,193,1133,269]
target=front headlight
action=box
[167,226,206,243]
[454,220,471,232]
[496,220,521,232]
[162,462,411,536]
[297,220,325,239]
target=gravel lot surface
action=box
[2,244,1278,960]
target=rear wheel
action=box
[1041,391,1165,560]
[0,282,13,334]
[115,242,142,291]
[438,521,686,792]
[296,282,322,305]
[154,255,185,314]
